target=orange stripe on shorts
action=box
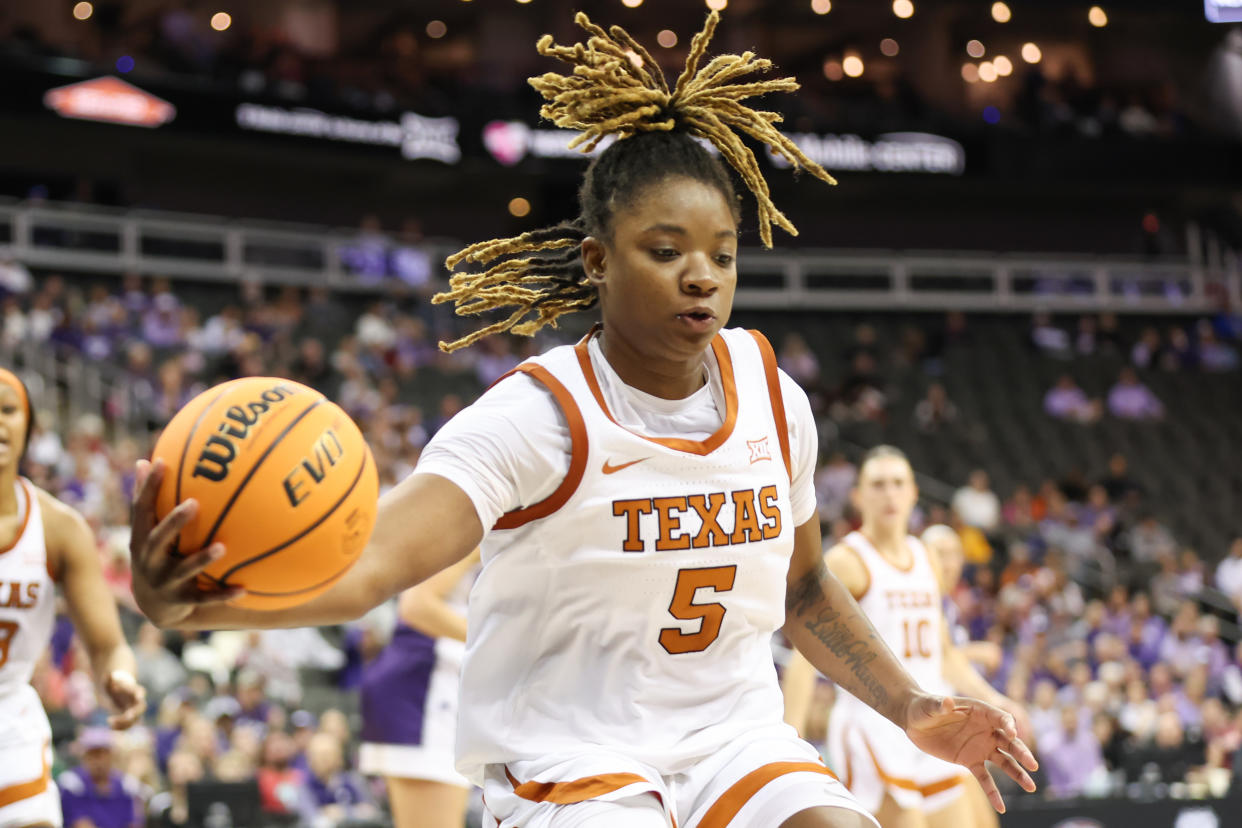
[697,761,839,828]
[504,766,649,805]
[0,742,49,808]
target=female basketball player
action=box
[128,12,1036,828]
[358,551,479,828]
[783,447,1030,828]
[0,369,145,828]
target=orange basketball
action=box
[151,377,379,610]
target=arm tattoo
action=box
[787,560,890,711]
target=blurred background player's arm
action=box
[398,549,479,642]
[925,541,1033,740]
[781,538,870,735]
[43,489,146,728]
[130,461,482,631]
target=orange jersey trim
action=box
[855,531,916,573]
[748,330,792,481]
[0,742,49,807]
[0,478,34,559]
[572,331,739,456]
[504,766,649,805]
[698,761,838,828]
[492,364,589,531]
[860,730,964,797]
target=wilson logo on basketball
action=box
[192,384,301,482]
[282,427,346,508]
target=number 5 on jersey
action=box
[659,565,737,655]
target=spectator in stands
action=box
[831,351,887,423]
[1030,311,1072,358]
[952,469,1001,533]
[1107,366,1164,420]
[1041,704,1105,798]
[1214,538,1242,611]
[1197,319,1240,372]
[59,728,147,828]
[1119,678,1159,739]
[1043,374,1100,423]
[913,382,958,432]
[1126,512,1176,567]
[1130,326,1163,369]
[0,247,33,295]
[148,751,203,828]
[341,214,390,281]
[258,731,304,817]
[390,217,434,290]
[778,333,821,386]
[814,451,855,525]
[134,623,186,704]
[1125,710,1206,785]
[298,733,377,827]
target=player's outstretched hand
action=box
[903,693,1038,814]
[103,670,147,729]
[129,458,243,628]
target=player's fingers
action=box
[996,729,1039,772]
[971,762,1006,814]
[131,458,162,517]
[991,747,1036,792]
[144,499,198,573]
[163,543,226,588]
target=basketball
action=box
[151,377,378,610]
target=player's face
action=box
[588,175,737,361]
[0,385,26,470]
[853,456,918,528]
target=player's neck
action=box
[0,471,17,515]
[860,523,907,558]
[596,328,708,400]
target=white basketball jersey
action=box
[836,531,943,708]
[0,479,55,698]
[456,328,797,784]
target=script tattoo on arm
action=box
[786,559,892,715]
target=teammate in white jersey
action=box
[0,369,145,828]
[127,12,1036,828]
[784,447,1031,828]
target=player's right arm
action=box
[129,458,482,630]
[780,542,869,735]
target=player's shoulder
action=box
[30,483,90,551]
[825,539,871,599]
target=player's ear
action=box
[582,237,607,288]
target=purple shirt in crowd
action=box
[58,767,144,828]
[1042,725,1104,798]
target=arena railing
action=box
[3,198,1239,314]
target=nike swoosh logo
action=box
[602,457,649,475]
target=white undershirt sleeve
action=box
[780,369,819,528]
[413,373,571,536]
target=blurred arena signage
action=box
[235,104,461,163]
[771,132,966,175]
[43,76,176,128]
[483,120,616,164]
[483,120,964,175]
[1205,0,1242,22]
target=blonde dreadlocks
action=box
[434,10,836,352]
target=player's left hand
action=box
[903,692,1038,813]
[103,669,147,730]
